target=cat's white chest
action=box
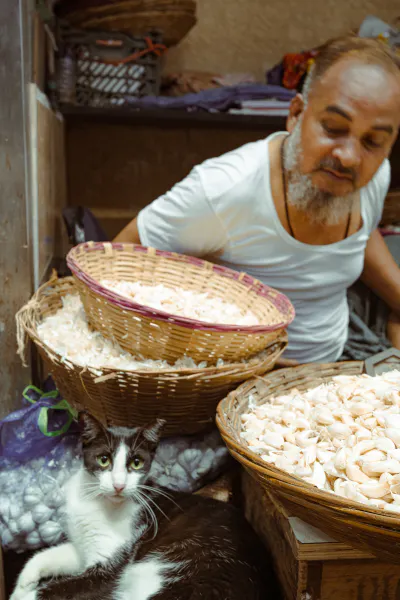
[65,471,141,568]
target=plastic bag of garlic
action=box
[241,370,400,512]
[0,429,229,553]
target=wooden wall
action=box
[0,0,34,418]
[165,0,399,79]
[65,114,400,240]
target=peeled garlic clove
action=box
[332,437,345,449]
[375,438,395,453]
[361,449,387,463]
[294,465,313,478]
[314,408,335,426]
[390,482,400,505]
[324,461,342,478]
[384,414,400,429]
[281,410,296,426]
[261,454,277,464]
[361,459,400,477]
[333,478,347,497]
[334,447,348,470]
[295,430,319,448]
[303,445,317,466]
[362,417,378,431]
[305,462,326,489]
[327,423,352,440]
[352,440,376,461]
[316,449,335,464]
[385,428,400,447]
[294,417,311,430]
[262,433,285,449]
[349,402,373,417]
[346,434,357,448]
[358,481,389,499]
[284,431,297,445]
[346,464,371,484]
[354,427,372,441]
[388,449,400,461]
[275,455,296,473]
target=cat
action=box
[11,413,279,600]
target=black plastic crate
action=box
[56,23,164,107]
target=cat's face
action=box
[79,413,164,504]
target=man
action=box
[115,35,400,364]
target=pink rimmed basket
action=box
[66,242,295,364]
[16,275,288,436]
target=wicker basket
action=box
[66,242,295,364]
[16,275,287,436]
[56,0,197,47]
[216,362,400,563]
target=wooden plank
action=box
[241,471,301,600]
[242,472,373,561]
[0,0,34,417]
[30,85,67,287]
[320,560,400,600]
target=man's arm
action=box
[361,228,400,349]
[113,217,141,244]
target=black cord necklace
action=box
[280,137,352,241]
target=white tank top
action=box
[138,132,390,363]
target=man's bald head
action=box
[302,35,400,104]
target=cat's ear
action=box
[79,411,106,444]
[142,419,166,445]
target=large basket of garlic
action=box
[16,275,287,436]
[66,242,294,364]
[216,362,400,562]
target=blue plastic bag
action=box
[0,379,79,462]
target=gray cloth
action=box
[341,235,400,361]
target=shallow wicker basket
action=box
[16,275,287,436]
[216,362,400,563]
[66,242,295,365]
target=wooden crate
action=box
[242,471,400,600]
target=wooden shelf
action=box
[60,104,287,129]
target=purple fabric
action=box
[126,84,295,112]
[0,379,79,462]
[266,63,284,86]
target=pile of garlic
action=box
[37,294,227,372]
[101,280,260,326]
[241,371,400,512]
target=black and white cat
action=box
[11,414,279,600]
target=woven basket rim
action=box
[66,242,295,333]
[18,275,288,378]
[216,362,400,523]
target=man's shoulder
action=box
[196,137,271,202]
[364,159,391,199]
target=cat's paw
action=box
[10,564,41,600]
[10,585,37,600]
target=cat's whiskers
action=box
[132,491,159,539]
[138,484,180,509]
[136,488,170,523]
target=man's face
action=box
[289,58,400,197]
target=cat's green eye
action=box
[130,456,144,470]
[97,455,111,468]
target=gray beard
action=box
[283,120,357,225]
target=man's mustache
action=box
[315,157,356,182]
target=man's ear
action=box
[287,94,305,133]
